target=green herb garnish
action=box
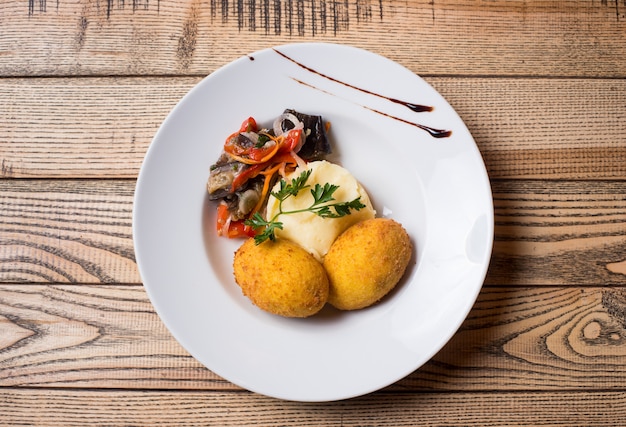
[245,169,366,245]
[255,133,271,147]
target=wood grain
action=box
[0,284,227,389]
[1,0,625,424]
[0,77,194,178]
[2,0,625,77]
[3,179,626,286]
[2,389,626,426]
[1,77,625,179]
[429,78,626,180]
[488,179,626,286]
[0,180,137,283]
[408,286,626,390]
[2,285,626,392]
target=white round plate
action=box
[133,43,493,402]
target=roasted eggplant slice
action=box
[207,154,239,200]
[218,178,264,220]
[283,109,331,161]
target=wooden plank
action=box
[0,284,228,390]
[429,78,626,181]
[1,0,625,77]
[2,179,626,286]
[1,389,626,426]
[1,77,625,179]
[0,180,138,284]
[488,179,626,286]
[408,286,626,390]
[0,77,197,178]
[1,285,626,391]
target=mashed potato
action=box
[265,161,375,261]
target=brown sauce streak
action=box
[273,48,452,138]
[366,108,452,138]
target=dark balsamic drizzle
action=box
[365,107,452,138]
[400,102,433,113]
[273,49,432,113]
[273,48,452,138]
[292,78,451,138]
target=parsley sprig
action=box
[245,169,366,245]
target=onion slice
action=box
[291,150,307,170]
[240,131,259,145]
[273,113,304,137]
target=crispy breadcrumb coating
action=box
[324,218,412,310]
[234,238,329,317]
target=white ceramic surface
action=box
[133,43,494,402]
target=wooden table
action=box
[1,1,626,425]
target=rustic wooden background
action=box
[1,0,626,425]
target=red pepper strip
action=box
[278,129,303,154]
[216,203,230,236]
[225,221,256,238]
[229,163,266,192]
[225,129,302,165]
[224,134,280,165]
[239,117,258,133]
[270,151,299,165]
[223,132,249,156]
[223,118,259,157]
[216,202,255,238]
[247,133,280,161]
[232,141,281,165]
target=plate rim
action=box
[132,42,494,402]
